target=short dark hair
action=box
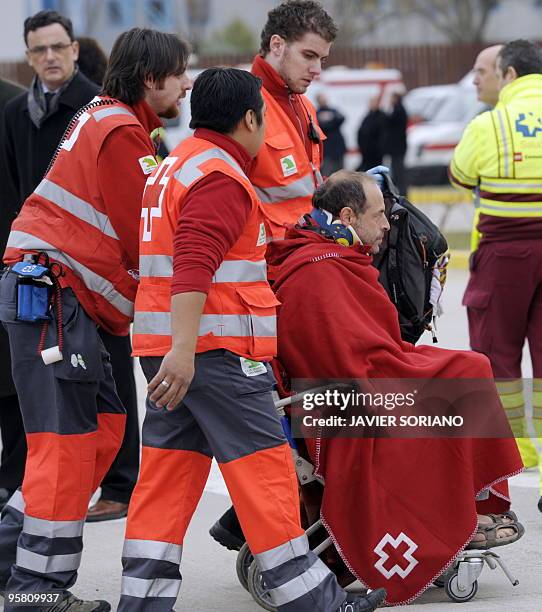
[260,0,337,55]
[101,28,190,105]
[498,39,542,79]
[190,68,264,134]
[24,10,74,45]
[77,37,108,86]
[313,170,374,217]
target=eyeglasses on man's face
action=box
[27,42,74,58]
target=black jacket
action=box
[316,105,346,160]
[384,101,408,156]
[357,109,386,170]
[0,70,99,215]
[0,79,25,114]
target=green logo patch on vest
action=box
[138,155,159,175]
[280,154,297,177]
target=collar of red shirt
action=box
[251,54,291,101]
[130,98,163,135]
[194,128,253,175]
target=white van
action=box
[405,78,487,185]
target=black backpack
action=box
[372,174,449,344]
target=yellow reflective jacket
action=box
[450,74,542,247]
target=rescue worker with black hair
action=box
[119,67,386,612]
[0,28,191,612]
[450,39,542,511]
[210,0,337,555]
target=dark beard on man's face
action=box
[159,104,180,120]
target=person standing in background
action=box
[467,44,504,252]
[0,77,27,512]
[357,95,386,171]
[384,92,408,194]
[450,39,542,511]
[316,92,346,175]
[76,36,108,86]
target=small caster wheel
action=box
[236,543,253,591]
[445,572,478,603]
[434,568,454,588]
[247,560,277,611]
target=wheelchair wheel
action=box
[433,568,454,588]
[247,561,277,612]
[444,572,478,603]
[236,543,253,591]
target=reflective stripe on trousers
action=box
[120,539,182,607]
[254,534,344,610]
[0,490,84,580]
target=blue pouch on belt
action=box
[11,261,52,322]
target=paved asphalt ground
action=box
[65,267,541,612]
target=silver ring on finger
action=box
[160,380,170,388]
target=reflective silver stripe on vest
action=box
[35,179,118,240]
[123,539,182,564]
[139,255,267,284]
[255,173,314,204]
[8,231,134,318]
[213,260,267,283]
[504,408,524,419]
[16,547,82,573]
[480,202,542,213]
[174,147,247,188]
[134,312,276,338]
[255,534,309,571]
[199,313,276,337]
[139,254,173,278]
[121,576,181,599]
[266,558,331,606]
[23,515,84,539]
[481,180,542,190]
[5,489,25,514]
[496,110,510,178]
[93,106,136,122]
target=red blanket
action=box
[269,228,523,605]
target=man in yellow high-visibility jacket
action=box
[449,39,542,512]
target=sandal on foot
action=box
[467,519,525,550]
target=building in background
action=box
[2,0,542,63]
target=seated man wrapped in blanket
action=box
[265,170,524,606]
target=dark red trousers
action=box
[463,239,542,378]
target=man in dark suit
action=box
[0,78,27,511]
[0,11,139,521]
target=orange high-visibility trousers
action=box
[0,275,125,597]
[119,350,345,612]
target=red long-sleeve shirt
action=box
[97,99,162,271]
[171,128,253,295]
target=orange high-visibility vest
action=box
[250,87,325,241]
[4,99,150,335]
[132,136,279,361]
